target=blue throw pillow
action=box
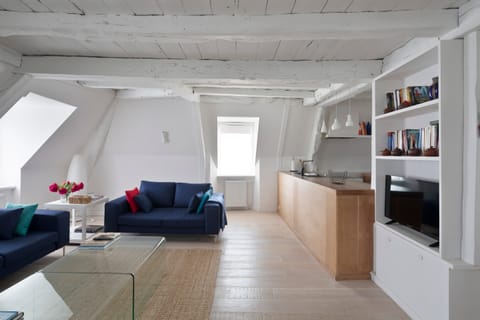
[134,193,153,213]
[6,203,39,236]
[188,192,203,213]
[0,208,23,239]
[197,189,213,214]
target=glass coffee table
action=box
[0,236,165,319]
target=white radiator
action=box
[224,180,248,209]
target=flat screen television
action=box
[385,175,439,244]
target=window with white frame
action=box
[217,117,259,177]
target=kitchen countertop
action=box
[281,171,373,194]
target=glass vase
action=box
[60,194,69,203]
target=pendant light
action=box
[331,101,340,131]
[320,120,328,134]
[345,98,354,127]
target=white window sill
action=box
[216,175,255,180]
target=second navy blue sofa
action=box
[0,209,70,277]
[104,181,227,235]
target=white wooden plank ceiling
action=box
[0,0,469,103]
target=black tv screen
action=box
[385,175,439,241]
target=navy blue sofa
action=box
[104,181,227,235]
[0,209,70,277]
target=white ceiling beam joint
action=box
[310,83,372,109]
[0,10,458,43]
[303,83,345,107]
[442,0,480,40]
[0,44,21,67]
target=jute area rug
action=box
[100,248,221,320]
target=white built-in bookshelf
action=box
[371,40,464,320]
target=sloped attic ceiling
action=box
[0,0,468,104]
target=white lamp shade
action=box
[331,118,340,130]
[345,114,354,127]
[320,120,328,133]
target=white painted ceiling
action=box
[0,0,469,103]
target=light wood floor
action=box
[0,211,410,319]
[167,211,409,320]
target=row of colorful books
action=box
[385,77,438,111]
[386,121,439,152]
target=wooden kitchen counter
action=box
[282,171,372,194]
[278,171,374,280]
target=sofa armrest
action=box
[104,196,130,232]
[204,192,226,234]
[30,209,70,248]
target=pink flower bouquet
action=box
[49,181,84,197]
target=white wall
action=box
[199,96,316,212]
[89,97,205,199]
[313,97,372,176]
[462,30,480,265]
[0,78,115,204]
[281,101,319,168]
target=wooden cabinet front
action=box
[278,172,374,280]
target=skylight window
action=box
[0,93,76,183]
[217,117,259,177]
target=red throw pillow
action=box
[125,187,140,213]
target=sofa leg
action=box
[63,247,66,256]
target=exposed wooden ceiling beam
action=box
[184,81,328,91]
[193,87,314,99]
[0,10,458,43]
[115,88,177,99]
[17,56,382,84]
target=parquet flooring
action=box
[166,211,410,320]
[0,211,410,319]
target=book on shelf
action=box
[0,311,24,320]
[393,88,414,110]
[411,86,431,104]
[79,232,121,249]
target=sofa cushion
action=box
[174,183,211,208]
[125,187,140,213]
[117,208,205,228]
[160,211,205,228]
[6,203,38,236]
[134,193,153,213]
[0,255,3,268]
[0,231,58,267]
[118,211,163,227]
[0,208,23,240]
[140,181,176,207]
